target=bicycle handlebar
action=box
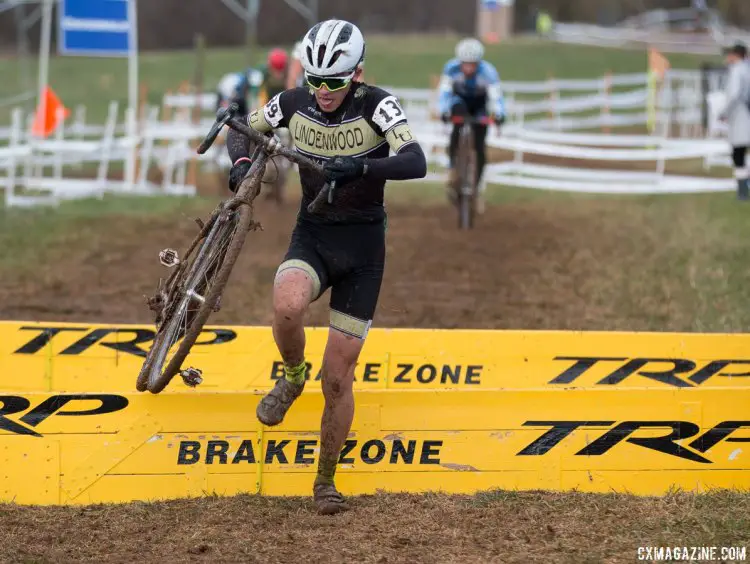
[197,103,335,213]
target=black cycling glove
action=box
[228,158,252,193]
[323,156,367,185]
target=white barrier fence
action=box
[0,103,204,208]
[158,69,705,138]
[550,21,750,56]
[0,69,736,207]
[415,124,733,194]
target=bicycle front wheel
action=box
[136,203,254,394]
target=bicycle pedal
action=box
[180,367,203,387]
[159,248,180,267]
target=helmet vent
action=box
[317,45,326,68]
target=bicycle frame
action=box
[449,115,491,230]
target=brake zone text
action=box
[177,437,444,466]
[270,361,483,385]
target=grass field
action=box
[0,35,723,123]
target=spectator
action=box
[719,42,750,200]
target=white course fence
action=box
[417,125,733,194]
[0,69,736,207]
[549,16,750,56]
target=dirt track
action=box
[0,193,666,330]
[2,491,748,564]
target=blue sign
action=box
[58,0,134,57]
[482,0,500,10]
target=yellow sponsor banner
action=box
[0,389,748,505]
[2,321,750,393]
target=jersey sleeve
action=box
[437,59,458,115]
[245,88,294,133]
[479,61,506,118]
[368,88,419,154]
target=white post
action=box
[138,106,159,191]
[73,105,86,170]
[35,0,54,140]
[97,101,119,196]
[127,0,139,119]
[126,0,139,192]
[53,105,65,181]
[24,114,35,185]
[6,108,23,207]
[123,107,137,192]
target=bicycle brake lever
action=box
[327,179,336,204]
[306,180,336,214]
[197,103,239,155]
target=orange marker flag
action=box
[648,47,671,80]
[31,86,70,138]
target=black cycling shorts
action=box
[275,218,386,339]
[732,146,747,168]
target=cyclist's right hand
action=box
[441,112,452,124]
[228,157,252,193]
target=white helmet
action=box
[456,38,484,63]
[300,19,366,76]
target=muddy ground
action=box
[2,491,748,564]
[1,188,749,563]
[0,189,719,332]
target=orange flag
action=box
[31,86,70,138]
[648,47,670,80]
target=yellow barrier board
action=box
[0,389,748,505]
[2,321,750,392]
[2,320,748,504]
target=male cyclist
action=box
[437,37,506,213]
[225,19,426,515]
[216,69,259,113]
[256,48,291,106]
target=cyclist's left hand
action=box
[493,114,506,127]
[323,156,367,184]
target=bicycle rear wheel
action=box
[456,126,477,230]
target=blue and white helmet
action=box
[456,38,484,63]
[300,19,366,76]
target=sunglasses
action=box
[305,71,355,92]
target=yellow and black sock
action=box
[284,360,307,386]
[315,455,338,487]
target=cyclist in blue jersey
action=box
[437,38,506,213]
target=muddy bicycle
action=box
[451,114,492,230]
[135,103,335,394]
